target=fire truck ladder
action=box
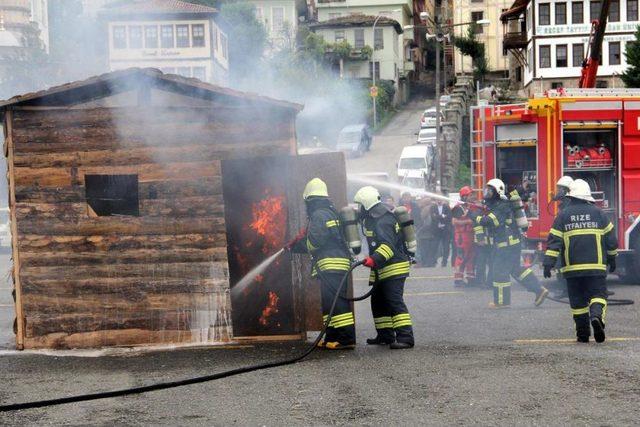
[470,105,489,194]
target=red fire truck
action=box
[470,88,640,281]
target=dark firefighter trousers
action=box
[319,272,356,345]
[370,277,414,345]
[492,243,542,305]
[566,276,607,339]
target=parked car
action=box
[400,171,427,198]
[420,107,444,128]
[416,128,437,144]
[397,144,433,180]
[336,124,372,157]
[439,95,451,108]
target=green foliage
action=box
[331,40,354,59]
[622,26,640,87]
[219,1,268,83]
[455,163,471,189]
[452,24,489,80]
[360,45,373,60]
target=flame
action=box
[250,192,286,254]
[258,291,280,326]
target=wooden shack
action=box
[0,68,347,350]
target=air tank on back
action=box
[509,190,529,230]
[393,206,417,256]
[339,206,361,255]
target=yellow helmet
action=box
[303,178,328,200]
[353,186,381,211]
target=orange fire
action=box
[258,291,280,326]
[250,192,286,254]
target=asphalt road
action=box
[1,104,640,425]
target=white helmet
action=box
[486,178,506,197]
[568,179,595,202]
[353,186,381,211]
[556,175,574,189]
[303,177,329,200]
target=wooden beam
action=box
[6,110,25,350]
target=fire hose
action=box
[0,260,366,412]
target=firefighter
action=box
[353,186,414,349]
[452,186,478,286]
[473,200,492,288]
[287,178,355,350]
[543,179,617,343]
[479,178,549,308]
[551,175,574,298]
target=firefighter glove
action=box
[608,257,616,273]
[543,264,552,279]
[285,228,307,250]
[363,257,376,268]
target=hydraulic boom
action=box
[579,0,612,88]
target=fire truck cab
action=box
[471,88,640,282]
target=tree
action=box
[218,1,268,83]
[622,26,640,87]
[453,24,489,81]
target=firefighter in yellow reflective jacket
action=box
[543,179,617,343]
[479,178,549,308]
[288,178,355,350]
[354,186,414,349]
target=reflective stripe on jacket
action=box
[363,204,410,283]
[543,199,618,278]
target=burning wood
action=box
[250,191,286,254]
[258,291,280,327]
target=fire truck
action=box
[470,88,640,281]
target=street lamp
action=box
[372,8,401,128]
[404,17,489,191]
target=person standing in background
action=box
[429,198,453,267]
[417,199,435,267]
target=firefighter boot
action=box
[389,341,414,349]
[325,341,356,350]
[591,317,606,343]
[366,336,395,345]
[577,335,590,343]
[534,287,549,306]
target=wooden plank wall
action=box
[8,105,295,349]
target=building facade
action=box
[248,0,303,51]
[453,0,512,76]
[0,0,49,51]
[100,0,229,86]
[503,0,636,92]
[311,15,403,81]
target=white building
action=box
[0,0,49,51]
[315,0,415,80]
[310,14,403,82]
[248,0,305,50]
[502,0,636,92]
[100,0,229,86]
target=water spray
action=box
[231,248,285,297]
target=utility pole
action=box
[435,33,441,192]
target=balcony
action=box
[503,32,528,50]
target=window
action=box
[212,27,218,50]
[145,26,158,48]
[556,44,568,67]
[556,2,567,24]
[354,29,364,49]
[85,175,139,217]
[335,30,345,43]
[573,43,585,66]
[609,41,621,64]
[540,45,551,67]
[192,24,205,47]
[374,28,383,49]
[471,11,484,33]
[221,33,228,59]
[609,0,620,21]
[471,0,483,3]
[272,7,284,31]
[369,61,380,80]
[192,66,206,81]
[551,82,563,89]
[161,25,174,48]
[539,3,550,25]
[176,24,189,47]
[113,25,126,49]
[629,0,639,20]
[596,80,608,87]
[129,25,142,48]
[572,2,584,23]
[516,66,522,82]
[590,1,601,21]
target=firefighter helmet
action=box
[486,178,506,197]
[303,178,328,200]
[557,175,574,189]
[568,179,595,202]
[459,186,473,198]
[353,186,381,211]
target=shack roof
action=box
[0,68,303,112]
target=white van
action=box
[397,145,433,180]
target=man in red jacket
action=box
[452,186,480,286]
